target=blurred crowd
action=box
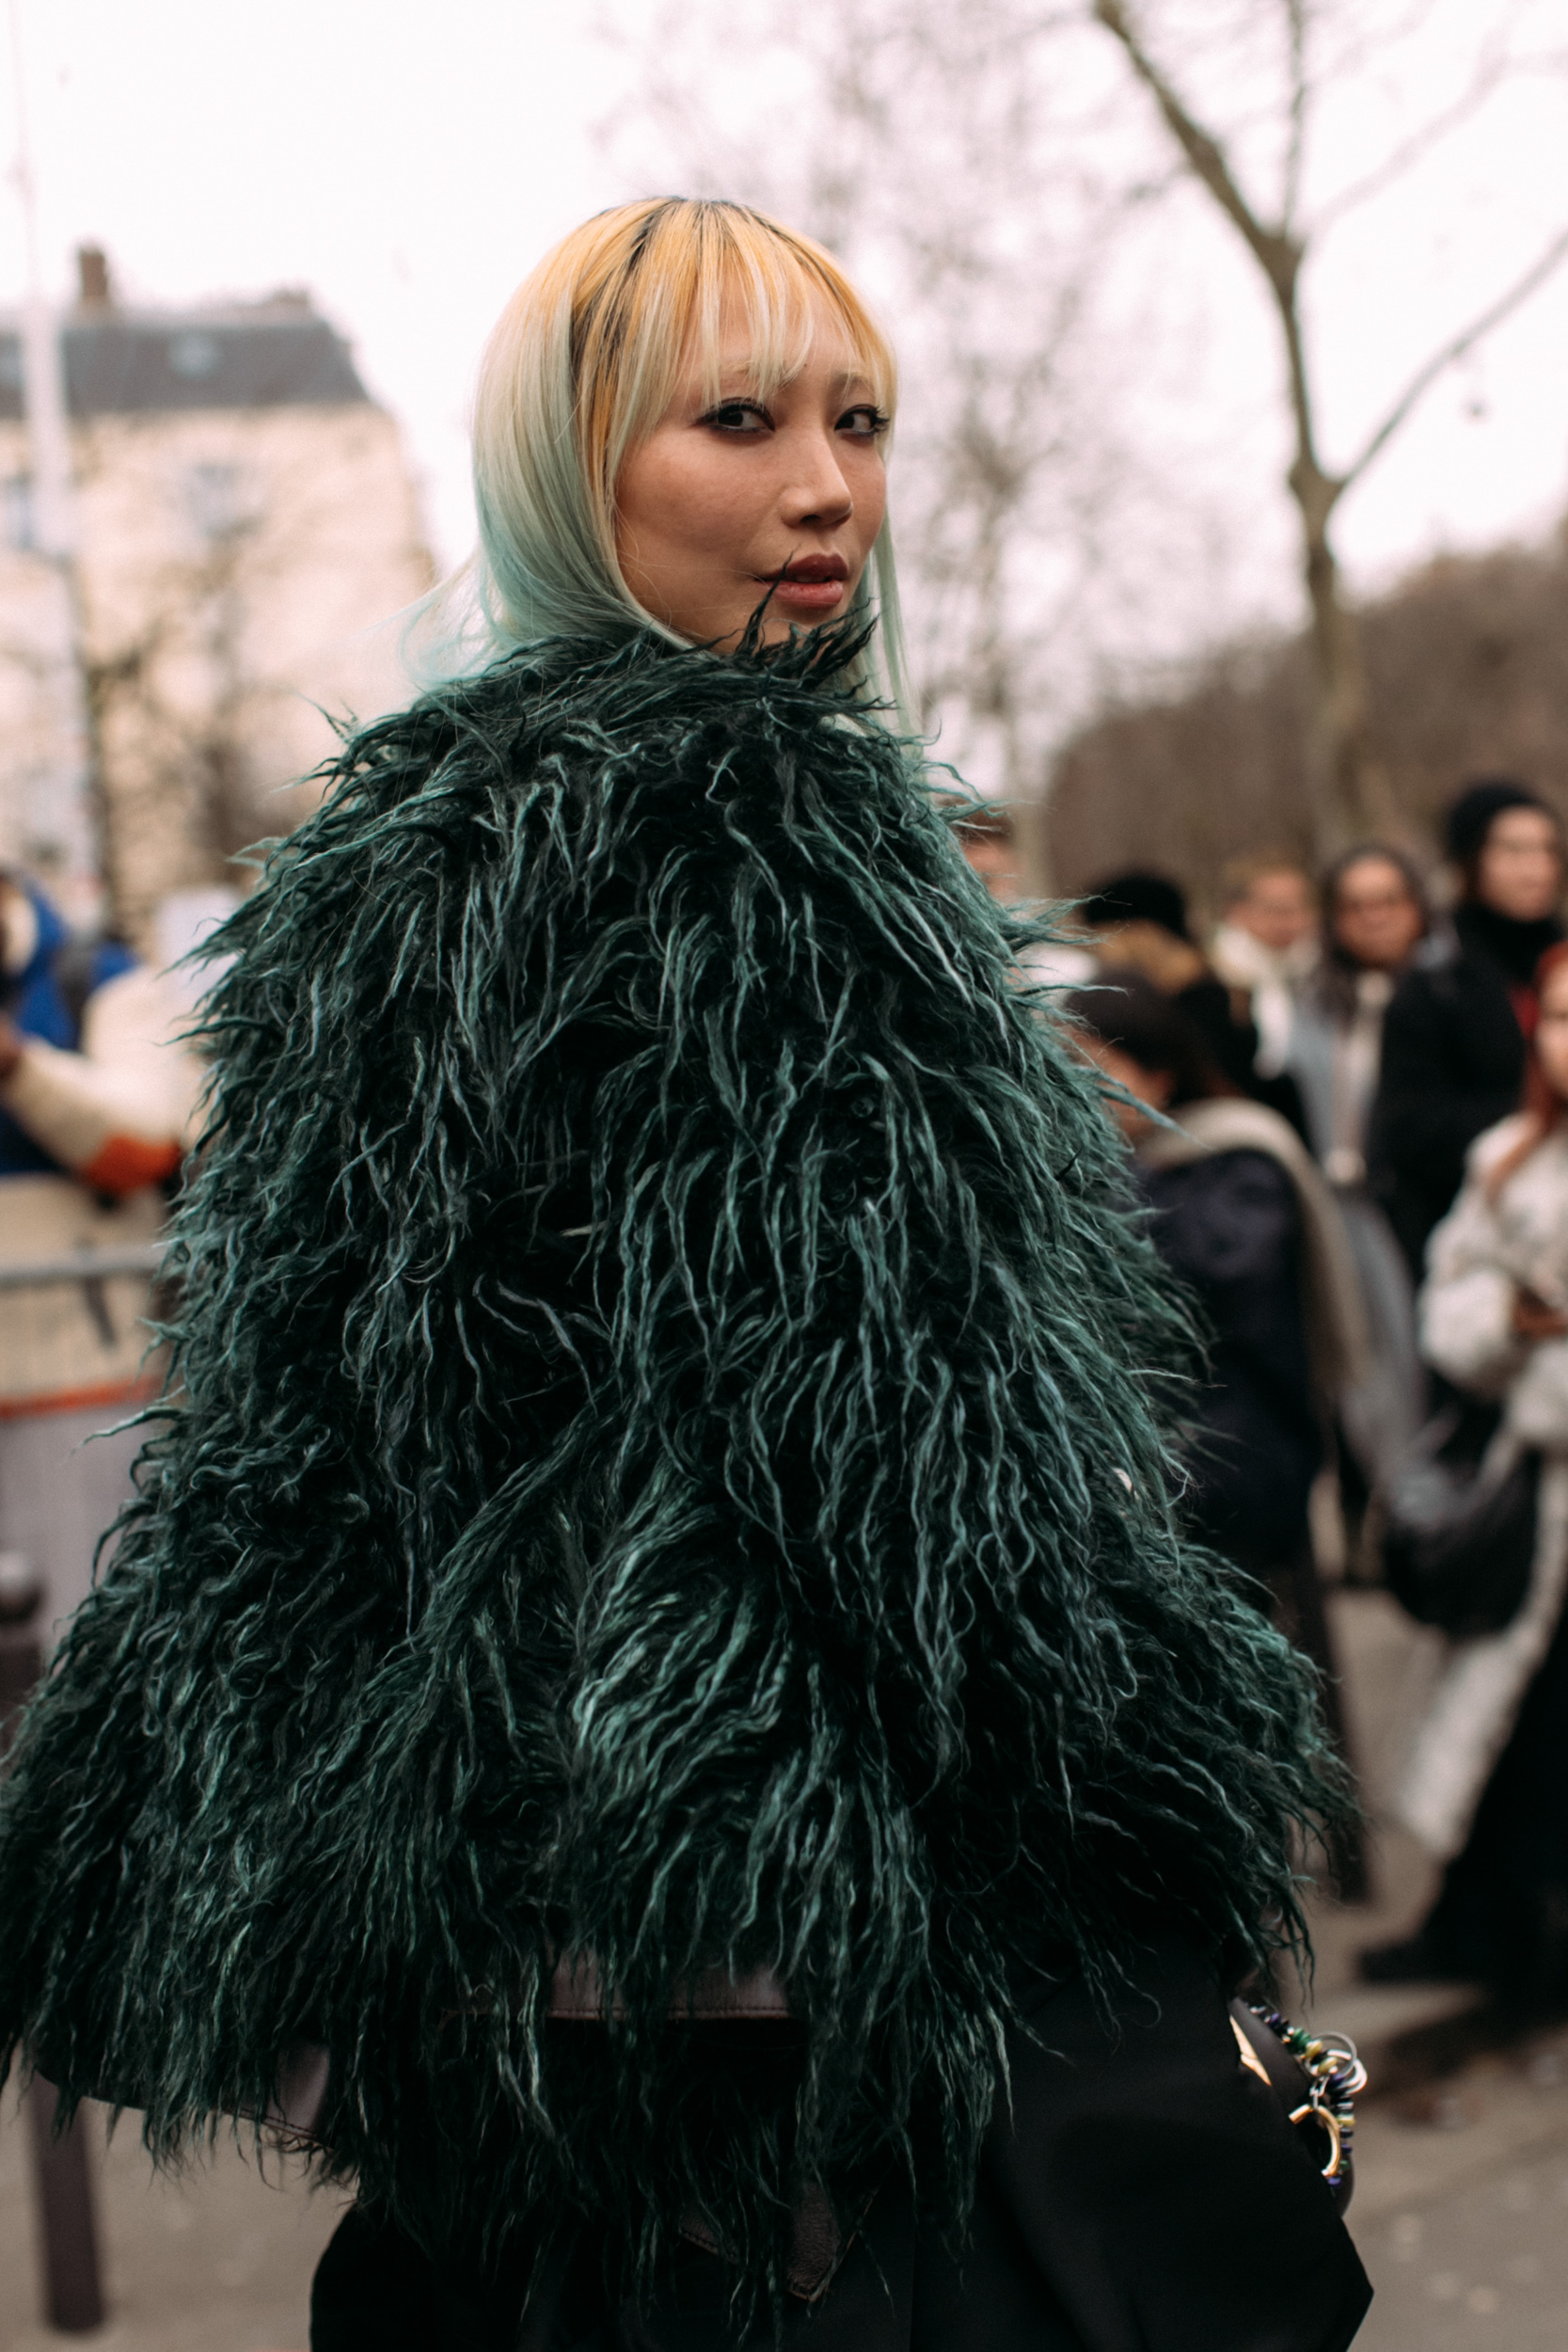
[968,780,1568,2015]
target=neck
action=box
[1458,898,1562,983]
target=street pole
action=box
[6,0,99,923]
[0,1553,107,2331]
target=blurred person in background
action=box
[1211,852,1320,1085]
[1081,867,1307,1131]
[1077,868,1259,1093]
[0,870,200,1635]
[1368,943,1568,2008]
[1066,971,1368,1848]
[954,799,1022,902]
[1370,779,1564,1280]
[954,800,1096,987]
[1287,849,1433,1544]
[0,199,1367,2352]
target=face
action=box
[1331,855,1423,974]
[1477,806,1563,924]
[1535,966,1568,1104]
[1230,866,1315,952]
[613,294,889,651]
[1082,1038,1175,1139]
[963,828,1022,903]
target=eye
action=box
[700,399,771,435]
[837,404,889,439]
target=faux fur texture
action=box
[0,624,1338,2305]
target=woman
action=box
[1210,852,1319,1086]
[0,202,1368,2350]
[1370,779,1564,1279]
[1287,848,1431,1520]
[1370,944,1568,2009]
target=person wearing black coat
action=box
[1063,977,1367,1795]
[1370,780,1564,1279]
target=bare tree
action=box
[1091,0,1568,851]
[30,418,435,955]
[72,476,291,940]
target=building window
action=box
[185,463,245,540]
[168,330,221,381]
[2,477,34,552]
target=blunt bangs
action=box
[589,201,897,493]
[425,199,909,719]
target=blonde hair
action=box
[1221,850,1314,909]
[425,198,908,711]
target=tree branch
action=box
[1092,0,1323,488]
[1314,33,1512,232]
[1341,225,1568,488]
[1090,0,1299,293]
[1281,0,1308,235]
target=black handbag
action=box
[1381,1406,1540,1637]
[1229,2000,1363,2211]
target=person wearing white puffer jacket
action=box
[1370,939,1568,2007]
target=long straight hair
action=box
[1486,939,1568,1199]
[1313,843,1431,1021]
[417,198,911,718]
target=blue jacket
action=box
[0,884,137,1179]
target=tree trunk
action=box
[1289,458,1392,857]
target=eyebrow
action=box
[701,372,881,406]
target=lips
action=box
[759,554,849,612]
[769,555,847,584]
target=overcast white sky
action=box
[2,0,1565,645]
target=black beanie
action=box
[1078,870,1190,940]
[1445,777,1545,867]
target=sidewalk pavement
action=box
[1348,2024,1568,2347]
[0,2102,341,2352]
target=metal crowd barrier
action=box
[0,1245,165,2332]
[0,1239,166,1289]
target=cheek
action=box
[620,439,767,568]
[617,442,689,561]
[851,453,889,552]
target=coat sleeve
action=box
[1418,1154,1525,1398]
[0,966,202,1194]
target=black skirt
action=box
[309,1937,1370,2352]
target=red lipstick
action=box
[762,553,849,613]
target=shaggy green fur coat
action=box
[0,626,1332,2294]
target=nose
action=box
[779,424,854,531]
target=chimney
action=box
[76,246,111,308]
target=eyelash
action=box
[700,400,890,438]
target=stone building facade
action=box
[0,256,434,950]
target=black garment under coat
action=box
[309,1938,1370,2352]
[1370,902,1563,1278]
